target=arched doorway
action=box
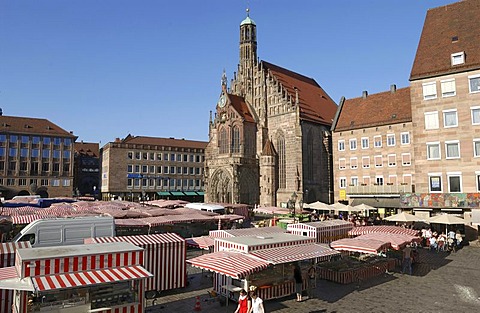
[210,169,233,203]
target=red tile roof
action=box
[120,135,207,149]
[228,94,255,123]
[333,87,411,132]
[410,0,480,80]
[74,142,100,157]
[262,61,338,126]
[0,115,76,137]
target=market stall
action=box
[187,232,340,301]
[0,242,31,313]
[287,220,354,243]
[85,233,186,298]
[0,242,152,313]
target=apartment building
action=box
[331,86,413,214]
[100,135,207,201]
[0,114,77,199]
[404,0,480,217]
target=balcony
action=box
[347,184,414,195]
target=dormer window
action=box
[451,52,465,66]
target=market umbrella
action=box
[385,212,427,223]
[306,201,332,210]
[330,202,348,211]
[353,203,376,211]
[428,214,465,233]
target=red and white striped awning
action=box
[0,266,34,291]
[32,265,153,291]
[187,251,269,279]
[250,243,340,264]
[356,232,421,250]
[0,266,19,280]
[186,236,215,250]
[330,238,391,254]
[348,226,420,237]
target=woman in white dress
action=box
[249,291,264,313]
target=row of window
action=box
[424,107,480,130]
[127,164,203,175]
[0,147,71,159]
[0,135,72,146]
[0,161,70,173]
[426,139,480,160]
[127,178,202,188]
[427,172,480,193]
[338,174,413,188]
[0,178,71,187]
[339,153,411,169]
[338,133,410,151]
[127,151,204,163]
[422,74,480,100]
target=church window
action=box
[232,126,241,153]
[219,128,228,154]
[306,130,313,180]
[277,135,286,189]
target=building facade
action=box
[100,135,207,201]
[205,12,338,207]
[404,0,480,221]
[73,141,100,197]
[0,114,77,199]
[332,86,414,213]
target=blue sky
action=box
[0,0,454,146]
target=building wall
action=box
[0,133,75,199]
[101,140,206,200]
[410,69,480,194]
[333,121,415,203]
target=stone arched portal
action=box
[209,169,233,203]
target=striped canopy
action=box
[250,243,340,264]
[330,238,391,254]
[185,236,215,250]
[348,226,420,237]
[356,232,421,250]
[187,251,269,279]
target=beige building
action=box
[402,0,480,218]
[100,135,207,201]
[205,12,338,207]
[331,86,413,213]
[0,114,77,199]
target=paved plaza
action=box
[147,245,480,313]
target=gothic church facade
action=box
[205,12,338,207]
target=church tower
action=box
[238,9,257,99]
[259,138,277,207]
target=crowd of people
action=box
[420,227,463,252]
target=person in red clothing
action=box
[234,289,251,313]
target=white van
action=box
[12,216,115,247]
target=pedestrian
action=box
[249,291,264,313]
[307,264,316,299]
[402,244,412,275]
[234,289,250,313]
[293,263,303,302]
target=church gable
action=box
[262,61,338,126]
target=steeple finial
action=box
[221,69,227,87]
[246,8,250,17]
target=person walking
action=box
[307,264,316,299]
[293,263,304,302]
[402,244,412,275]
[249,291,264,313]
[234,289,250,313]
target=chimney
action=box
[362,91,368,99]
[390,84,397,93]
[115,137,121,142]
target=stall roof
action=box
[186,236,215,250]
[291,220,354,230]
[32,265,153,291]
[249,243,340,265]
[217,232,311,247]
[356,233,420,250]
[210,226,285,238]
[330,238,391,255]
[187,251,269,279]
[348,226,420,237]
[17,242,142,261]
[0,267,33,291]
